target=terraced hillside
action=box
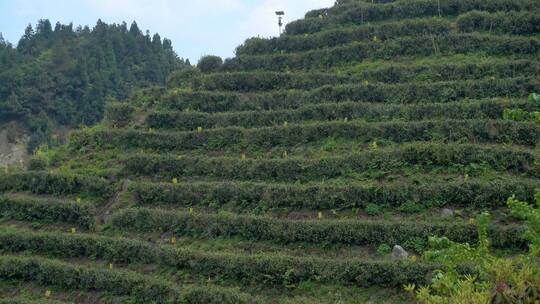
[1,0,540,303]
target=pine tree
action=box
[129,21,141,36]
[152,33,162,49]
[36,19,53,38]
[163,38,173,51]
[18,24,35,53]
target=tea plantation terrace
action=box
[0,0,539,302]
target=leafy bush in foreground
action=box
[406,192,540,303]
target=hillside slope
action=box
[0,19,186,154]
[0,0,539,303]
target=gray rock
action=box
[441,208,454,218]
[391,245,409,260]
[0,129,29,167]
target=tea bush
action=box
[197,55,223,73]
[0,195,95,229]
[287,0,539,34]
[122,144,537,181]
[157,77,540,113]
[110,208,526,249]
[225,34,540,71]
[146,98,536,132]
[71,119,540,153]
[0,228,433,287]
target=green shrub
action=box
[376,244,392,256]
[237,18,452,55]
[240,11,540,55]
[404,237,428,254]
[507,190,540,255]
[409,210,540,303]
[0,256,173,301]
[5,257,242,303]
[129,176,538,211]
[166,67,202,88]
[0,195,95,229]
[0,254,251,303]
[110,208,526,249]
[197,55,223,73]
[168,59,540,92]
[122,143,537,182]
[365,203,384,216]
[225,34,540,71]
[156,77,540,113]
[147,98,537,131]
[72,119,540,153]
[399,201,425,214]
[457,10,540,35]
[0,172,113,200]
[0,228,434,287]
[529,92,540,104]
[27,156,48,171]
[503,108,540,122]
[104,103,135,128]
[287,0,539,34]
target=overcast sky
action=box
[0,0,334,62]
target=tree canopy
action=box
[0,19,188,151]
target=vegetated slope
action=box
[1,0,540,302]
[0,20,187,152]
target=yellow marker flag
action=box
[71,228,76,234]
[283,151,288,158]
[45,290,51,298]
[109,263,113,270]
[241,153,246,160]
[172,178,178,184]
[189,207,193,214]
[171,236,177,244]
[197,127,203,133]
[318,212,323,219]
[76,197,81,203]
